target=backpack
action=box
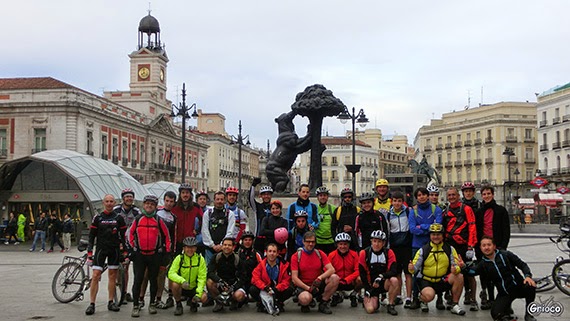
[208,207,230,230]
[413,204,436,218]
[177,253,202,276]
[132,215,167,253]
[296,248,323,270]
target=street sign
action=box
[557,186,569,194]
[524,209,534,215]
[530,177,548,188]
[530,188,548,192]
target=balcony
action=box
[464,140,472,147]
[561,167,570,174]
[484,157,493,164]
[0,149,6,158]
[424,145,432,152]
[553,117,561,125]
[31,148,47,153]
[524,137,535,143]
[454,161,463,167]
[473,158,482,165]
[112,156,119,164]
[540,144,548,151]
[140,161,146,169]
[322,161,328,166]
[563,115,570,122]
[330,177,339,182]
[553,142,562,150]
[505,136,517,143]
[454,142,463,148]
[122,158,128,166]
[464,160,472,166]
[539,120,547,127]
[436,144,443,150]
[524,158,535,164]
[474,138,482,146]
[552,168,559,175]
[563,140,570,148]
[86,151,94,156]
[445,143,453,149]
[101,153,108,159]
[131,160,137,168]
[331,162,338,166]
[435,162,443,169]
[444,161,453,168]
[485,137,493,144]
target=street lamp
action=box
[502,147,515,214]
[338,106,368,196]
[372,165,378,192]
[171,83,198,184]
[230,120,250,195]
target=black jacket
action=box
[463,249,531,297]
[475,200,510,250]
[207,252,246,290]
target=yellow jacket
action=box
[410,241,461,282]
[168,253,207,297]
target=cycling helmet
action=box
[121,188,134,198]
[461,181,476,191]
[294,210,308,219]
[359,192,375,203]
[274,227,288,244]
[182,236,198,247]
[340,187,354,197]
[316,186,330,195]
[370,230,387,240]
[270,199,283,208]
[375,179,389,187]
[178,183,192,192]
[427,185,440,194]
[334,232,352,243]
[259,185,274,194]
[241,231,255,239]
[225,186,239,194]
[429,223,444,233]
[143,194,159,204]
[196,190,209,198]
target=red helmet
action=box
[225,186,239,195]
[461,181,476,191]
[274,227,288,244]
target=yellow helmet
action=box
[375,179,389,187]
[429,223,444,233]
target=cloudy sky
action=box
[4,1,570,150]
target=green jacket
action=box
[168,252,207,297]
[316,203,336,245]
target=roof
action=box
[0,77,75,90]
[321,137,371,147]
[143,181,181,206]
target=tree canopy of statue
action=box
[408,155,441,186]
[266,84,346,192]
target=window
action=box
[140,144,145,163]
[447,152,452,161]
[476,131,481,139]
[542,111,547,121]
[456,134,461,142]
[101,134,108,158]
[466,150,471,160]
[487,148,492,158]
[466,133,471,140]
[457,169,462,182]
[426,138,431,145]
[34,128,47,151]
[456,151,462,161]
[332,170,338,179]
[437,154,442,164]
[487,166,493,180]
[476,168,482,181]
[555,107,560,118]
[476,149,481,159]
[487,129,492,138]
[131,142,137,160]
[525,148,533,159]
[122,139,128,159]
[447,135,451,143]
[565,128,570,141]
[438,137,442,144]
[525,129,532,139]
[151,146,156,163]
[0,129,7,155]
[543,133,548,145]
[112,137,118,158]
[507,128,514,137]
[466,168,472,181]
[322,156,328,165]
[322,170,327,179]
[556,131,561,143]
[86,131,93,155]
[332,156,338,165]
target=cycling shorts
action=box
[93,247,120,270]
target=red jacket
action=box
[172,204,202,243]
[443,202,477,248]
[251,258,291,292]
[328,249,360,284]
[129,214,171,255]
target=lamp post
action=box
[338,106,368,196]
[502,147,515,214]
[171,83,198,184]
[230,120,250,195]
[372,166,378,192]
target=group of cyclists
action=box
[84,177,537,321]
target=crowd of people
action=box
[77,178,535,321]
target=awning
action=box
[518,198,535,205]
[539,193,564,206]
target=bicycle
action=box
[533,222,570,295]
[51,240,126,304]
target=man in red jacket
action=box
[327,232,362,307]
[172,183,203,253]
[250,243,294,314]
[129,195,172,317]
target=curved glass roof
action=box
[144,181,180,205]
[0,149,150,204]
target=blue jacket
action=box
[286,198,319,231]
[408,201,442,249]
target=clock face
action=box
[160,69,164,81]
[138,67,150,79]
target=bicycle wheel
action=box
[114,266,126,305]
[52,262,86,303]
[552,259,570,296]
[534,275,555,292]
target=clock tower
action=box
[106,12,170,117]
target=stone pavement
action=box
[0,236,568,321]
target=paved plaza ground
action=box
[0,234,568,321]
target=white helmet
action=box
[334,232,352,243]
[370,230,387,240]
[259,185,273,194]
[427,185,440,194]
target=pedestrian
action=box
[29,212,48,252]
[17,212,26,242]
[61,213,73,251]
[47,211,65,253]
[5,212,19,244]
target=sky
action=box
[4,0,570,151]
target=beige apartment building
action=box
[414,101,538,205]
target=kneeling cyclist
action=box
[327,232,362,307]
